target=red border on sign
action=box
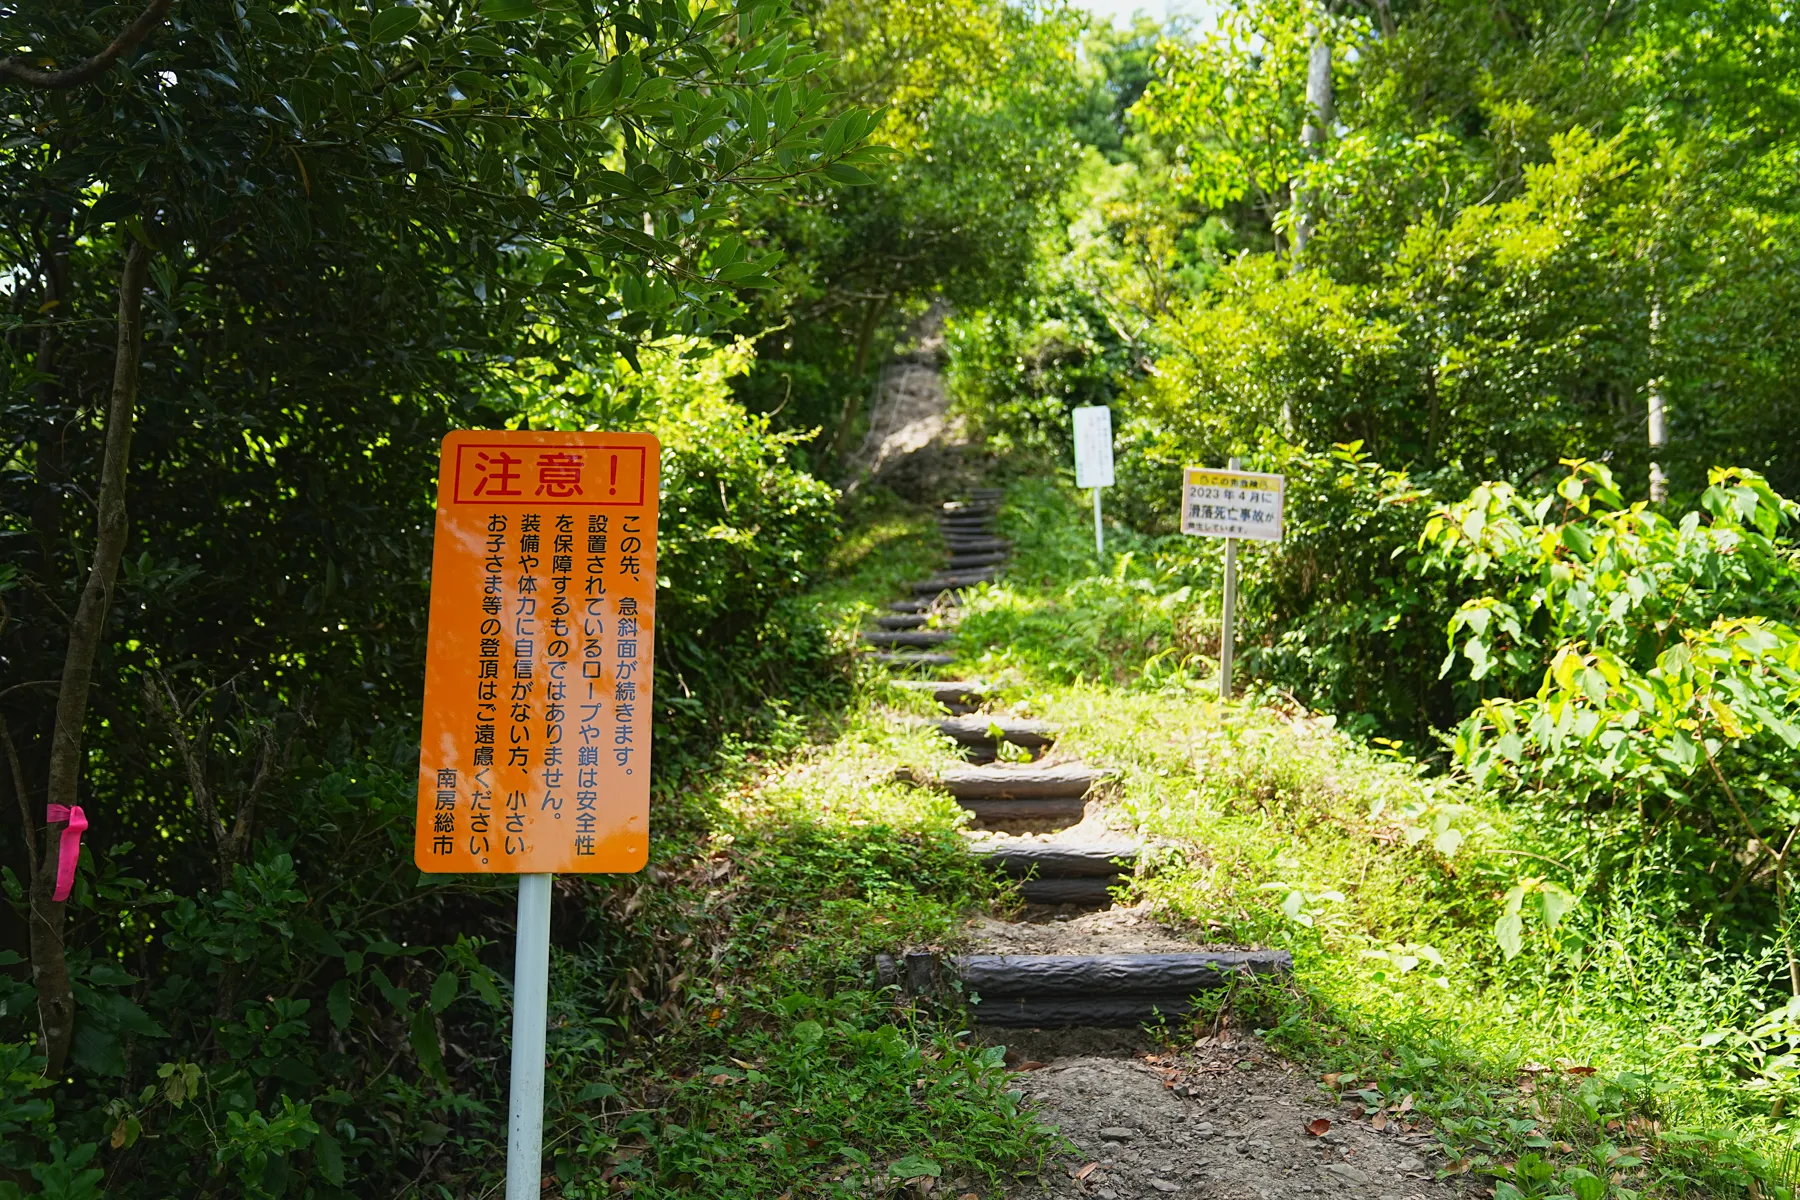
[450,443,647,506]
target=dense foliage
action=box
[0,0,895,1193]
[9,0,1800,1192]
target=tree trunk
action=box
[32,240,148,1077]
[1292,24,1334,257]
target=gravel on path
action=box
[989,1035,1464,1200]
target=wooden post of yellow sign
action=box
[416,430,659,1200]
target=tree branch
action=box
[0,0,174,90]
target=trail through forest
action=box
[859,500,1462,1200]
[843,305,964,495]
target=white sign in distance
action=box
[1072,406,1115,489]
[1182,467,1285,541]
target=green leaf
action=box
[1662,729,1699,771]
[1561,523,1593,558]
[314,1131,346,1186]
[327,979,352,1030]
[410,1007,448,1085]
[823,162,873,186]
[430,970,459,1013]
[577,1081,620,1103]
[370,967,411,1013]
[889,1153,941,1179]
[469,969,503,1009]
[370,7,421,41]
[792,1019,824,1046]
[1562,1167,1604,1200]
[1538,884,1579,932]
[1494,913,1524,961]
[480,0,535,21]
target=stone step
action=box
[1015,877,1120,906]
[978,841,1139,907]
[877,950,1293,1026]
[978,841,1138,877]
[910,761,1100,800]
[946,551,1008,569]
[943,537,1011,554]
[875,613,932,629]
[942,501,998,515]
[868,652,957,668]
[959,797,1088,824]
[909,569,998,594]
[863,630,954,648]
[931,715,1055,749]
[888,597,954,614]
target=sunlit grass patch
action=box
[1014,685,1778,1194]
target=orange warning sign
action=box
[416,430,658,874]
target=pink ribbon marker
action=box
[45,804,87,902]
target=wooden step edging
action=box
[978,842,1137,876]
[875,614,932,629]
[888,598,952,614]
[930,715,1054,749]
[946,552,1008,569]
[863,630,954,647]
[959,797,1088,823]
[868,652,957,667]
[1016,877,1120,905]
[910,570,999,594]
[876,950,1294,1026]
[903,762,1101,799]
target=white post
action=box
[1093,487,1105,561]
[506,873,554,1200]
[1219,456,1241,701]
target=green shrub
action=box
[0,341,850,1196]
[531,340,848,748]
[1426,462,1800,867]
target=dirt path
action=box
[841,303,968,495]
[861,497,1465,1200]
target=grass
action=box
[945,479,1800,1198]
[529,477,1796,1199]
[523,490,1054,1199]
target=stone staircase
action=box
[862,490,1289,1030]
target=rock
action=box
[1396,1156,1426,1174]
[1150,1180,1180,1194]
[1323,1163,1371,1186]
[1192,1122,1216,1137]
[1098,1126,1138,1142]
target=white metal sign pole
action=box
[506,872,554,1200]
[1218,456,1241,701]
[1093,487,1104,560]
